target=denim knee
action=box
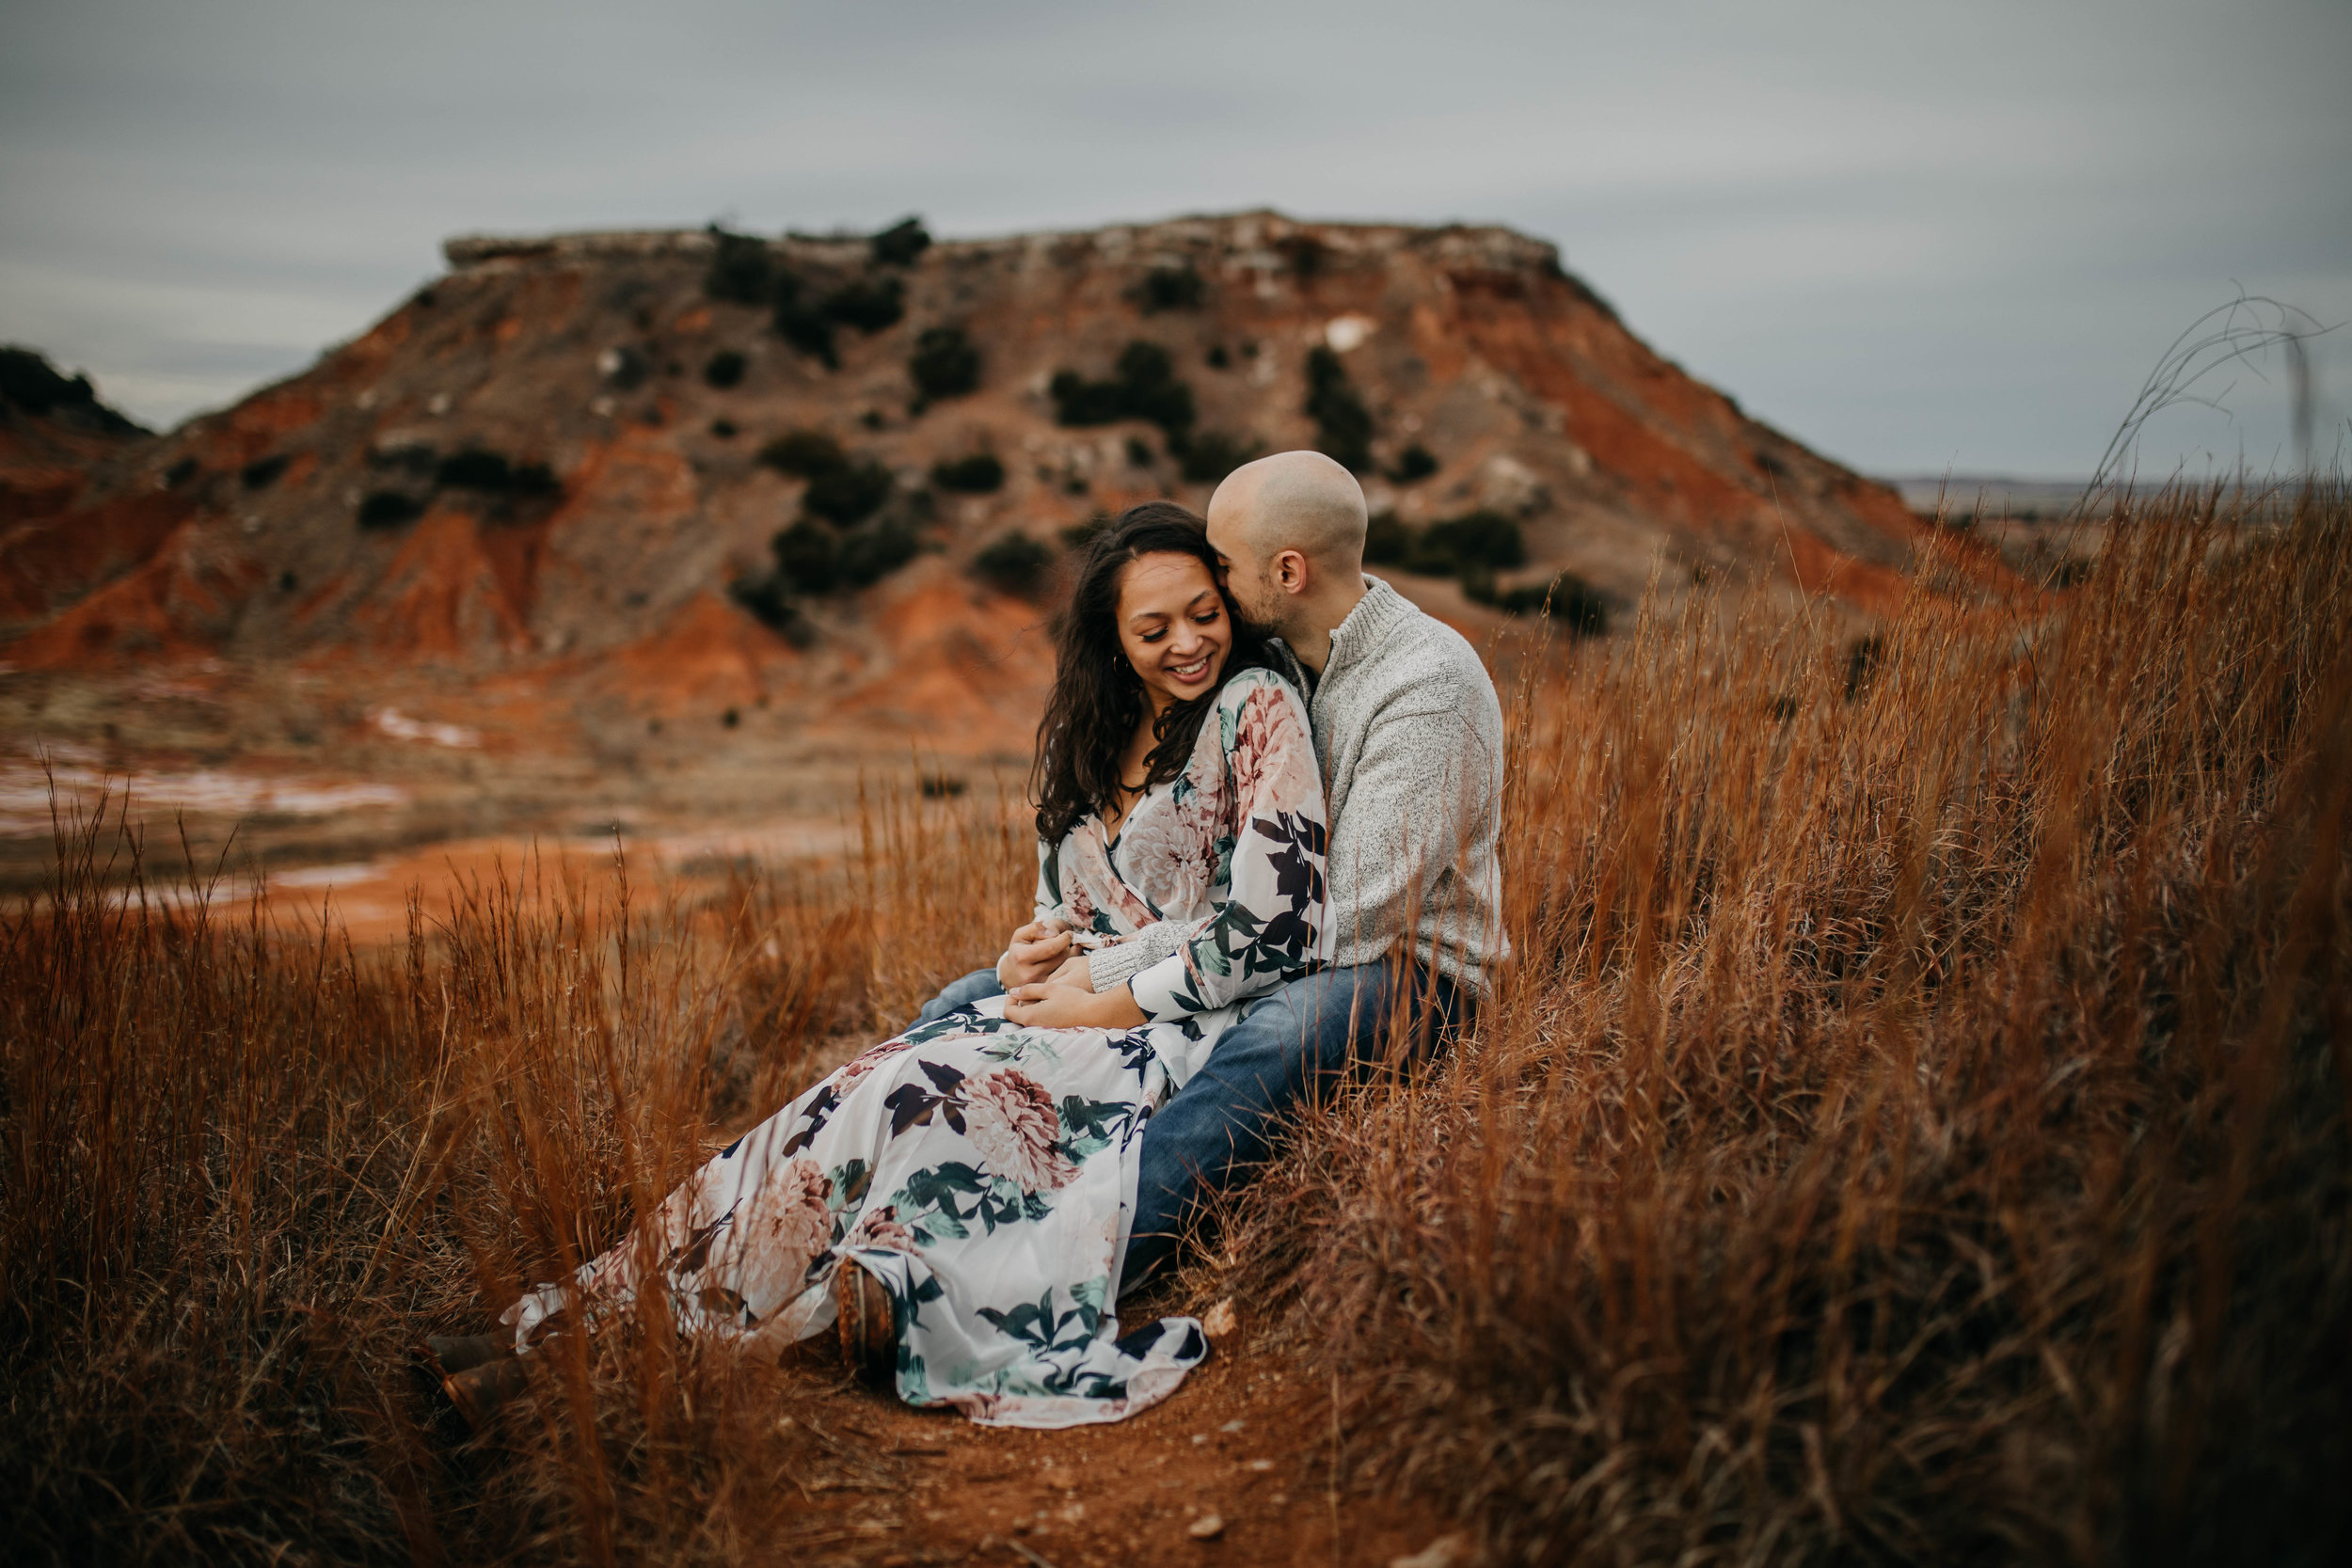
[913,966,1004,1028]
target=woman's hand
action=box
[1046,950,1096,990]
[1003,981,1145,1031]
[997,918,1074,987]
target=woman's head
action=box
[1032,502,1267,843]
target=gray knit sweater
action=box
[1088,576,1507,996]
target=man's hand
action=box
[997,918,1074,988]
[1003,981,1146,1031]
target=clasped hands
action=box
[996,917,1145,1030]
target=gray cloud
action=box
[3,0,2345,476]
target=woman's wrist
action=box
[1089,985,1146,1029]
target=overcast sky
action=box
[3,0,2345,479]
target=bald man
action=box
[912,451,1506,1291]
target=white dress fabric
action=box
[502,667,1329,1428]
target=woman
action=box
[436,502,1328,1431]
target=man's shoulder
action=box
[1349,579,1501,714]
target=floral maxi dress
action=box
[504,667,1329,1428]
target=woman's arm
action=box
[1126,673,1330,1022]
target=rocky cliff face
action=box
[3,210,1980,683]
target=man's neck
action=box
[1284,575,1369,676]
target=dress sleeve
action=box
[1127,673,1330,1022]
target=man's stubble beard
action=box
[1232,566,1299,645]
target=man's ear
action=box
[1274,547,1311,595]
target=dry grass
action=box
[1222,486,2352,1563]
[2,488,2345,1564]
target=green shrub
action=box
[870,216,931,267]
[704,350,747,388]
[1476,571,1609,635]
[1387,444,1438,483]
[1048,370,1123,426]
[1049,341,1194,439]
[705,228,776,305]
[729,574,798,632]
[803,461,892,526]
[930,452,1005,494]
[1365,508,1526,584]
[435,449,558,495]
[1363,510,1414,565]
[771,519,838,594]
[1175,429,1258,483]
[758,430,847,477]
[240,454,290,490]
[971,531,1054,594]
[357,491,423,530]
[1133,265,1205,313]
[908,327,981,401]
[1304,345,1375,472]
[836,518,922,587]
[823,276,905,334]
[1420,509,1525,572]
[772,294,836,367]
[758,430,891,525]
[1114,342,1192,436]
[1059,514,1113,551]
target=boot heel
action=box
[834,1260,897,1386]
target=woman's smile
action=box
[1116,551,1232,712]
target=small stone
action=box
[1201,1298,1238,1338]
[1390,1532,1473,1568]
[1246,1459,1275,1472]
[1188,1513,1226,1540]
[1218,1418,1246,1433]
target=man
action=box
[914,450,1506,1291]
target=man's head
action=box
[1203,450,1369,644]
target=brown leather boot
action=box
[424,1334,507,1379]
[440,1354,531,1433]
[834,1259,897,1386]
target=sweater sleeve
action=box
[1084,919,1185,991]
[1128,675,1330,1022]
[1320,701,1496,969]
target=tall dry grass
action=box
[0,789,1030,1563]
[1222,487,2351,1563]
[1,487,2344,1564]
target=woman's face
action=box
[1115,551,1232,713]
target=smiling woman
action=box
[1030,501,1273,849]
[455,500,1331,1432]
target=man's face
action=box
[1204,501,1285,629]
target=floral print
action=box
[1045,669,1333,1075]
[501,664,1327,1428]
[961,1069,1081,1195]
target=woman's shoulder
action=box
[1216,662,1307,710]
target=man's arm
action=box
[1322,700,1497,963]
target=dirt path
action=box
[744,1326,1456,1568]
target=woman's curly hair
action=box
[1030,501,1270,844]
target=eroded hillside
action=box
[0,212,2008,892]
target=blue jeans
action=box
[902,960,1468,1298]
